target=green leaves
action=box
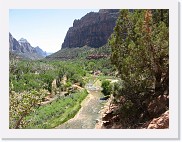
[109,9,169,127]
[101,80,112,96]
[109,9,169,94]
[9,89,47,129]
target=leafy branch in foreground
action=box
[9,89,47,129]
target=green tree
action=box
[109,9,169,127]
[101,80,112,96]
[87,61,96,71]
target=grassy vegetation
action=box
[24,89,88,129]
[45,44,111,61]
[97,75,116,82]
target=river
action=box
[55,80,106,129]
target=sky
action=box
[9,9,99,53]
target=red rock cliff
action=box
[62,9,119,48]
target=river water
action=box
[55,87,106,129]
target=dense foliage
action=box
[109,9,169,127]
[24,90,88,129]
[9,60,58,92]
[46,44,116,76]
[101,80,112,96]
[9,59,89,128]
[9,50,115,128]
[9,60,88,92]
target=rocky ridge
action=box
[9,33,47,60]
[62,9,119,48]
[34,46,47,57]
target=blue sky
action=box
[9,9,99,53]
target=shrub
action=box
[101,80,112,96]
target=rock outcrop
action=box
[62,9,119,48]
[147,95,169,118]
[86,54,108,60]
[147,110,169,129]
[9,33,47,60]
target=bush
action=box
[101,80,112,96]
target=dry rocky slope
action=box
[62,9,119,48]
[96,94,169,129]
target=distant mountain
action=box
[62,9,119,48]
[46,52,53,56]
[9,33,47,60]
[18,38,36,53]
[34,46,47,57]
[19,38,28,43]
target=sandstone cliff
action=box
[62,9,119,48]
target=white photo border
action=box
[0,0,179,139]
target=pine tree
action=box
[109,9,169,127]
